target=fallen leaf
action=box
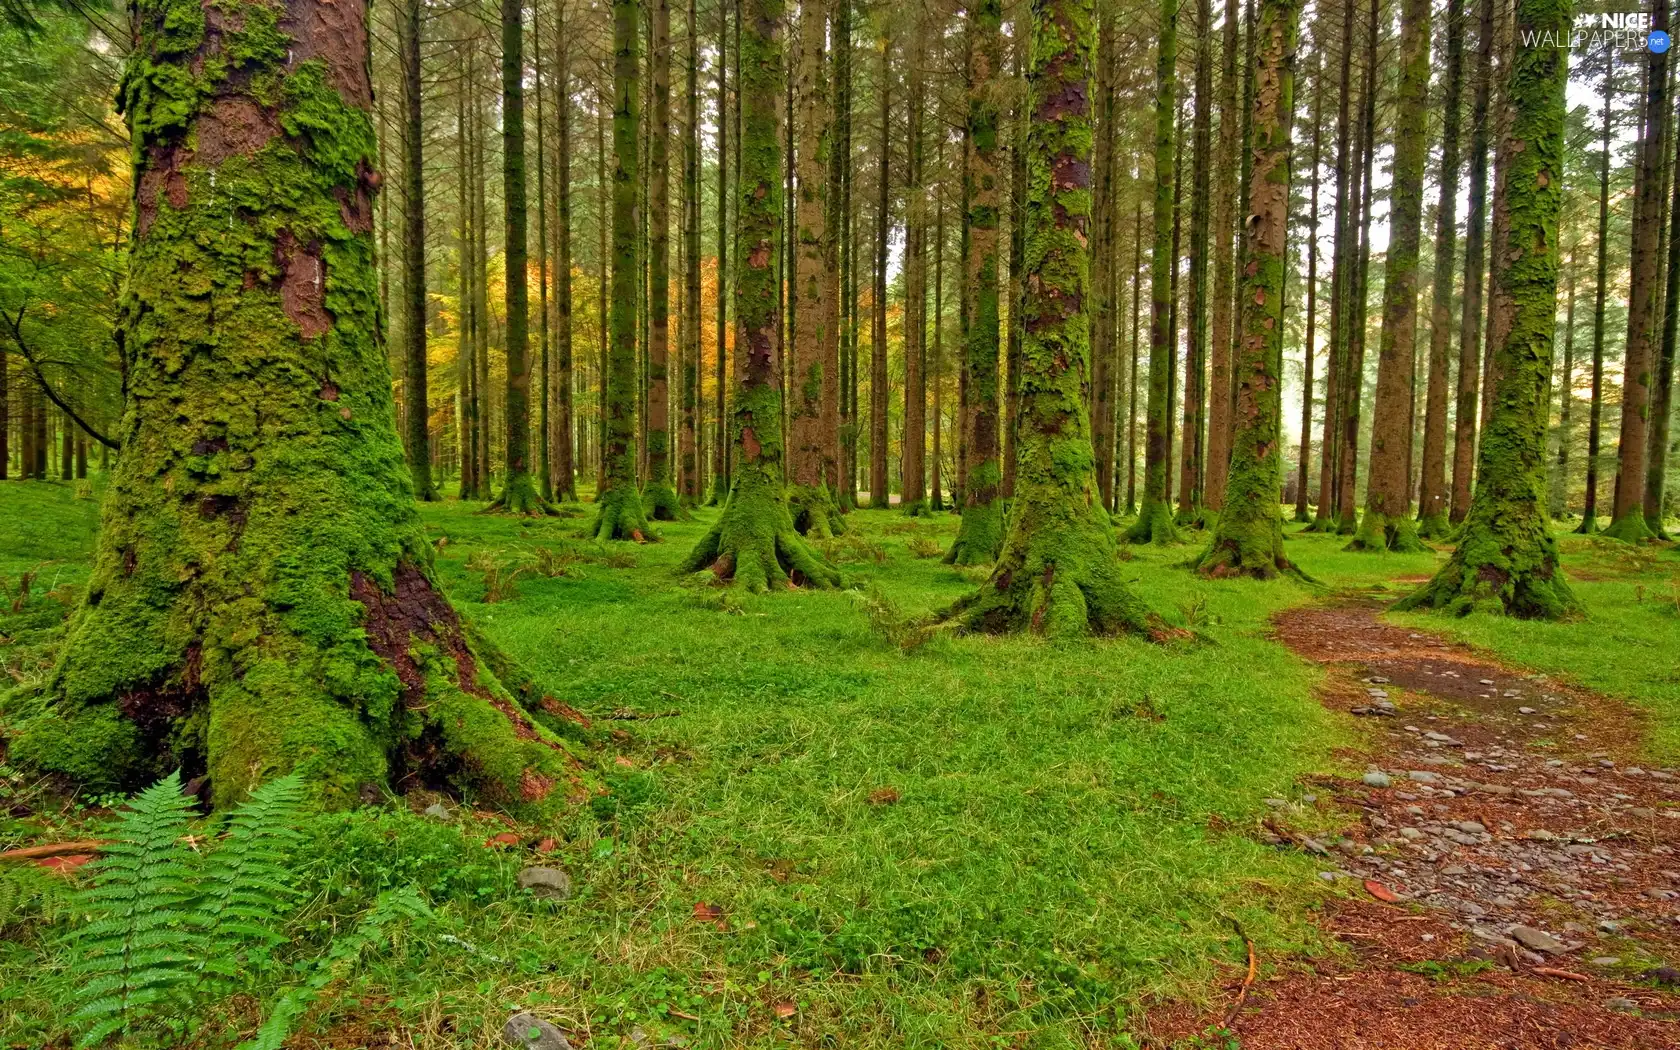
[1364,879,1401,903]
[485,832,522,848]
[35,853,94,873]
[614,755,636,769]
[537,837,559,853]
[693,901,724,922]
[867,787,900,806]
[772,1000,797,1019]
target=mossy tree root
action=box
[1415,510,1452,540]
[642,481,687,521]
[679,487,841,592]
[487,472,561,517]
[1344,512,1427,553]
[1602,510,1656,543]
[944,497,1003,566]
[1124,496,1182,544]
[593,483,655,541]
[788,484,845,538]
[1573,514,1600,535]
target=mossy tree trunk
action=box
[1126,0,1183,545]
[1397,0,1578,620]
[1206,0,1241,515]
[1089,14,1116,515]
[940,0,1160,637]
[1176,0,1212,527]
[491,0,552,516]
[1552,251,1577,518]
[901,25,928,516]
[1125,198,1142,513]
[946,0,1004,566]
[1334,0,1377,537]
[1346,0,1428,553]
[399,0,434,501]
[1004,20,1027,502]
[680,0,838,592]
[552,0,578,502]
[1648,103,1680,536]
[1450,0,1494,526]
[680,0,703,505]
[595,0,655,540]
[14,0,595,813]
[1606,2,1668,543]
[788,0,843,537]
[1194,0,1301,577]
[1294,41,1322,524]
[642,0,682,520]
[869,34,890,509]
[1577,56,1612,534]
[1416,0,1463,539]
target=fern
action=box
[236,887,432,1050]
[64,771,200,1048]
[193,773,307,992]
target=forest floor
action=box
[2,480,1680,1049]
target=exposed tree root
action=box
[1396,523,1580,620]
[593,483,656,542]
[1601,510,1655,544]
[680,486,840,593]
[642,482,686,522]
[788,484,846,539]
[1573,513,1600,535]
[1125,497,1183,545]
[1344,512,1428,553]
[486,473,561,517]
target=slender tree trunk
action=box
[1578,61,1613,533]
[901,22,928,514]
[788,0,842,535]
[473,66,493,495]
[941,0,1157,637]
[640,0,681,519]
[1552,250,1577,519]
[1400,0,1577,618]
[1648,84,1680,536]
[869,34,890,508]
[553,0,577,502]
[1176,0,1213,525]
[457,61,477,499]
[947,0,1004,564]
[1294,42,1322,524]
[1608,1,1670,541]
[399,0,435,500]
[1206,0,1241,512]
[535,4,553,502]
[1416,0,1464,537]
[1167,97,1184,506]
[679,0,702,504]
[680,0,837,590]
[1090,13,1116,513]
[595,0,654,538]
[1309,0,1356,530]
[1347,0,1429,552]
[19,0,594,810]
[1197,0,1302,575]
[1451,0,1495,525]
[1127,0,1183,544]
[1126,196,1142,512]
[1334,0,1377,535]
[833,0,855,510]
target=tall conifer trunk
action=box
[869,34,890,508]
[642,0,681,518]
[941,0,1160,637]
[1553,251,1577,519]
[1307,0,1355,531]
[1399,0,1577,618]
[399,0,434,500]
[1206,0,1241,513]
[1451,0,1494,525]
[1648,90,1680,536]
[901,22,929,515]
[1417,0,1464,538]
[679,0,702,504]
[1177,0,1213,525]
[680,0,838,591]
[14,0,595,810]
[553,0,578,502]
[1294,42,1322,524]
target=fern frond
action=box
[193,773,306,993]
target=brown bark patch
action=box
[349,562,472,704]
[276,230,331,339]
[194,97,279,165]
[136,143,188,237]
[1049,155,1090,193]
[280,0,372,109]
[741,426,761,461]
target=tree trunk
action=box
[1334,0,1377,536]
[14,0,596,811]
[788,0,843,535]
[1196,0,1301,576]
[1308,0,1356,531]
[1126,197,1142,512]
[680,0,838,591]
[1552,250,1576,519]
[1578,59,1613,533]
[1003,18,1027,501]
[931,148,946,511]
[901,23,928,515]
[1416,0,1464,537]
[553,0,578,502]
[941,0,1159,637]
[1177,0,1213,525]
[710,0,731,503]
[946,0,1004,566]
[457,49,480,500]
[641,0,681,520]
[1206,0,1241,513]
[1126,0,1183,544]
[1648,80,1680,536]
[399,0,434,500]
[833,0,855,510]
[595,0,654,539]
[473,66,493,496]
[1398,0,1577,618]
[1607,0,1670,542]
[1090,13,1116,514]
[1451,0,1494,525]
[1347,0,1428,552]
[1294,41,1322,524]
[869,34,890,508]
[680,0,702,505]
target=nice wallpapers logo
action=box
[1523,10,1671,53]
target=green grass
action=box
[1,481,1674,1048]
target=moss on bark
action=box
[1397,0,1580,620]
[938,0,1162,636]
[679,0,838,592]
[8,0,595,814]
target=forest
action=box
[2,0,1680,1043]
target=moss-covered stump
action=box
[1397,0,1580,621]
[7,0,597,814]
[938,0,1162,638]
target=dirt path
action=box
[1146,592,1680,1049]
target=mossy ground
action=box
[6,482,1680,1047]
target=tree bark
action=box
[941,0,1160,637]
[1196,0,1301,576]
[1607,0,1670,541]
[710,0,731,503]
[680,0,702,505]
[1577,57,1612,534]
[1334,0,1377,536]
[1648,74,1680,537]
[1126,197,1142,512]
[901,19,929,515]
[947,0,1005,565]
[1552,249,1576,519]
[1399,0,1577,618]
[1417,0,1464,537]
[1206,0,1241,513]
[681,0,838,591]
[1126,0,1184,544]
[1294,41,1322,524]
[1177,0,1212,524]
[595,0,654,539]
[642,0,681,519]
[869,33,890,508]
[14,0,595,811]
[399,0,434,501]
[1090,12,1117,514]
[1347,0,1429,552]
[553,0,578,502]
[1451,0,1494,525]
